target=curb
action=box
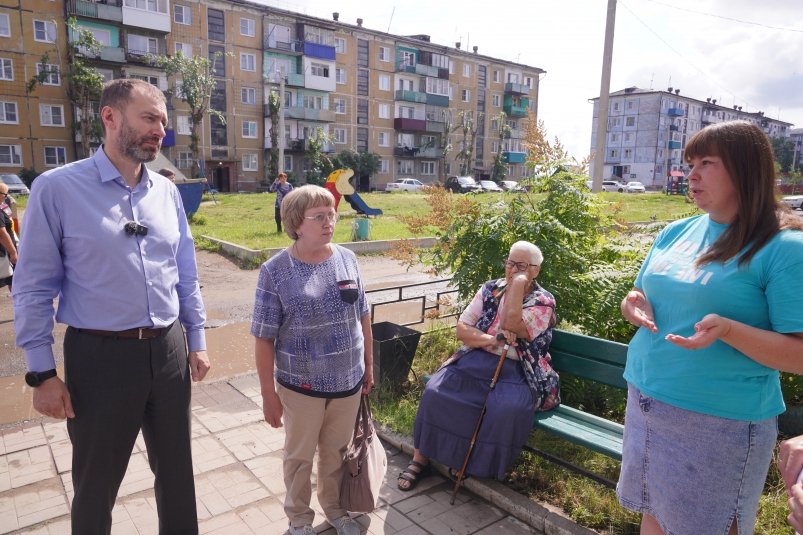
[200,235,439,263]
[376,425,599,535]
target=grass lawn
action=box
[191,190,698,250]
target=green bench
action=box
[524,329,628,487]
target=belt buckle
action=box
[138,328,144,340]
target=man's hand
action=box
[189,350,211,382]
[9,249,17,264]
[32,377,75,420]
[262,390,283,428]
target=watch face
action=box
[25,372,40,387]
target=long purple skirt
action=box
[413,349,535,479]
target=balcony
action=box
[76,45,126,63]
[667,107,685,117]
[503,128,522,139]
[396,62,439,78]
[504,82,529,95]
[394,117,426,132]
[286,72,304,87]
[303,41,336,61]
[393,146,440,158]
[669,124,679,131]
[264,39,304,55]
[285,106,335,122]
[503,151,526,164]
[67,0,122,21]
[425,120,445,133]
[395,89,427,104]
[668,140,682,149]
[426,94,449,107]
[503,103,528,117]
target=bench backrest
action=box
[549,329,629,390]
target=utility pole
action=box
[592,0,617,192]
[278,75,285,174]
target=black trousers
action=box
[274,205,282,232]
[64,322,198,534]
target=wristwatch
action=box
[24,369,57,387]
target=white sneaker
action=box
[288,525,315,535]
[331,515,361,535]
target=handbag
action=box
[340,395,387,513]
[0,252,12,279]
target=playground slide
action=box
[344,193,383,216]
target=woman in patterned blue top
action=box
[252,185,372,535]
[618,121,803,535]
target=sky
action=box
[256,0,803,160]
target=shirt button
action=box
[148,281,154,286]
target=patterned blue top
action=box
[268,181,293,208]
[251,244,369,396]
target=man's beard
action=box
[117,120,161,163]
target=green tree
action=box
[490,111,511,182]
[333,149,381,189]
[149,51,229,178]
[455,110,482,176]
[28,18,105,159]
[772,137,795,173]
[265,89,281,183]
[439,109,455,182]
[304,127,335,185]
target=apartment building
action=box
[589,86,794,188]
[0,1,544,192]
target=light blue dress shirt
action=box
[13,147,207,372]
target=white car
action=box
[625,181,646,193]
[385,178,425,192]
[782,195,803,210]
[500,180,518,191]
[600,180,625,192]
[479,180,503,193]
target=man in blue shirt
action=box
[13,78,211,534]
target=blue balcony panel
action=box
[304,42,336,60]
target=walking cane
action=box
[450,332,511,505]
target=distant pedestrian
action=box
[269,172,293,233]
[158,167,176,182]
[0,182,17,293]
[13,78,210,534]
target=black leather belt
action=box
[74,326,170,340]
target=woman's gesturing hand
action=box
[621,290,658,333]
[665,313,732,350]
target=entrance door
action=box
[214,166,230,192]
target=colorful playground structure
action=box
[325,169,383,216]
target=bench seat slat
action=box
[533,406,623,460]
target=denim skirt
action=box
[617,385,777,535]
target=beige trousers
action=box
[277,384,362,527]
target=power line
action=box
[643,0,803,33]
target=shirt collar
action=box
[93,145,153,190]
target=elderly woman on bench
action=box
[398,241,559,490]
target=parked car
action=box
[478,180,503,193]
[624,181,646,193]
[781,195,803,210]
[601,180,626,193]
[445,176,482,194]
[0,174,30,195]
[385,178,425,192]
[500,180,518,191]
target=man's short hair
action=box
[99,79,165,134]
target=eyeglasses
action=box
[304,212,339,225]
[504,259,539,272]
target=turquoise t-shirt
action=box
[624,214,803,421]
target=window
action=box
[207,8,225,41]
[462,63,470,77]
[379,74,390,91]
[507,72,519,83]
[241,87,256,104]
[624,149,633,159]
[335,68,346,84]
[525,76,533,88]
[130,73,159,86]
[242,120,257,138]
[492,94,500,107]
[490,119,498,131]
[177,152,192,168]
[127,35,158,55]
[33,20,56,43]
[379,46,390,62]
[124,0,167,13]
[425,77,449,96]
[174,4,191,24]
[493,70,500,83]
[380,159,389,174]
[333,98,345,114]
[612,102,620,111]
[242,153,257,171]
[420,161,435,175]
[303,95,322,109]
[0,101,17,123]
[0,145,21,165]
[0,58,13,80]
[333,128,346,144]
[627,100,635,110]
[448,60,454,75]
[625,116,636,127]
[175,42,192,57]
[34,63,60,85]
[491,141,499,153]
[239,17,255,37]
[397,159,413,175]
[310,62,329,77]
[209,45,225,76]
[240,53,256,72]
[176,115,191,135]
[40,104,64,126]
[624,133,633,142]
[0,14,9,37]
[609,133,619,143]
[284,155,293,172]
[335,37,346,54]
[461,89,470,102]
[378,103,389,119]
[378,132,388,147]
[44,146,67,167]
[399,51,415,68]
[608,149,619,158]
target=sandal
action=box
[397,460,430,491]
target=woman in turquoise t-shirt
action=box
[618,121,803,535]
